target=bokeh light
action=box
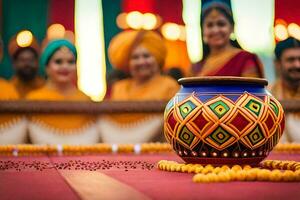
[116,13,129,29]
[287,23,300,40]
[126,11,143,29]
[142,13,157,30]
[161,23,181,41]
[178,25,186,41]
[47,23,66,40]
[274,24,288,41]
[64,30,75,43]
[16,30,33,47]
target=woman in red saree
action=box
[191,2,264,78]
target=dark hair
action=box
[107,69,129,86]
[166,67,184,81]
[12,47,39,61]
[275,37,300,60]
[201,2,241,60]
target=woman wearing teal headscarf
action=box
[26,39,99,144]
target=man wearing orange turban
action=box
[9,33,45,98]
[99,30,179,144]
[109,30,166,72]
[108,30,179,101]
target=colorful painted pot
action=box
[164,77,285,165]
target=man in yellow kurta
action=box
[9,34,45,98]
[98,30,179,143]
[271,37,300,143]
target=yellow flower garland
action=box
[1,143,299,183]
[0,143,299,156]
[273,143,300,153]
[157,160,300,183]
[0,143,172,156]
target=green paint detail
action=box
[179,126,194,146]
[179,100,196,119]
[247,125,264,145]
[208,127,232,145]
[209,100,230,118]
[269,100,279,116]
[245,99,262,116]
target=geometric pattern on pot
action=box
[268,96,284,123]
[164,95,200,147]
[175,125,201,149]
[204,95,235,122]
[173,95,203,148]
[237,93,284,149]
[165,108,177,143]
[188,110,215,139]
[269,98,280,117]
[261,107,277,138]
[241,124,267,149]
[267,96,285,138]
[175,94,202,121]
[225,107,256,137]
[237,94,271,140]
[164,97,175,119]
[164,92,285,152]
[242,94,265,118]
[269,96,285,134]
[203,126,238,151]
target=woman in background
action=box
[192,2,264,78]
[109,30,179,101]
[26,39,99,144]
[99,30,179,143]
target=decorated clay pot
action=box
[164,77,285,165]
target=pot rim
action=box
[178,76,268,86]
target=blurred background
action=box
[0,0,299,101]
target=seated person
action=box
[271,37,300,143]
[98,30,179,143]
[26,39,99,144]
[191,2,264,78]
[8,33,45,98]
[0,78,28,144]
[109,30,179,101]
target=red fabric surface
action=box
[0,156,80,200]
[105,153,300,200]
[0,171,80,200]
[0,152,300,200]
